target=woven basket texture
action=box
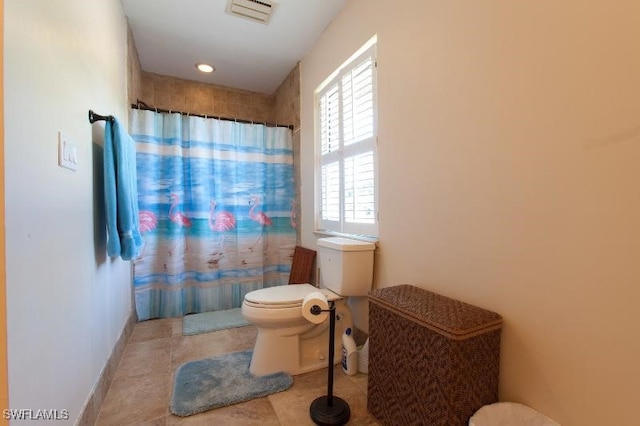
[368,284,502,426]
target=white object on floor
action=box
[341,327,358,375]
[357,338,369,374]
[469,402,561,426]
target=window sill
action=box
[313,230,379,246]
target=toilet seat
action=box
[244,283,341,309]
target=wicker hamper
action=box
[367,284,503,426]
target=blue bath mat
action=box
[170,350,293,417]
[182,308,251,335]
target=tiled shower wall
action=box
[135,66,299,127]
[272,65,302,236]
[138,72,275,124]
[127,31,302,241]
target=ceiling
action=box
[122,0,346,94]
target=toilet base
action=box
[246,299,353,376]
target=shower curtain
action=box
[130,109,296,321]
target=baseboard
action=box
[74,311,136,426]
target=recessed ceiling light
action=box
[196,63,215,73]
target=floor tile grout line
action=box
[99,319,375,425]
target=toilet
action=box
[241,237,375,376]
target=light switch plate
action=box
[58,131,78,171]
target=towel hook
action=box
[88,110,114,123]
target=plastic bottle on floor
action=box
[341,327,358,375]
[358,338,369,374]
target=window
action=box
[315,38,378,237]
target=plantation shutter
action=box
[317,42,377,236]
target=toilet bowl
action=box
[242,237,376,376]
[242,283,352,376]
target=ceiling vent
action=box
[226,0,277,24]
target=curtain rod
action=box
[131,100,294,130]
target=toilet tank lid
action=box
[317,237,376,251]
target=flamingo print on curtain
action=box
[130,109,296,321]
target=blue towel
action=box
[104,117,143,260]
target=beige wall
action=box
[0,0,7,423]
[4,0,133,422]
[301,1,640,425]
[127,25,143,107]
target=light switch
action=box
[58,131,78,171]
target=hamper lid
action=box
[368,284,503,339]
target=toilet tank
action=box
[317,237,376,296]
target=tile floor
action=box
[95,317,380,425]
